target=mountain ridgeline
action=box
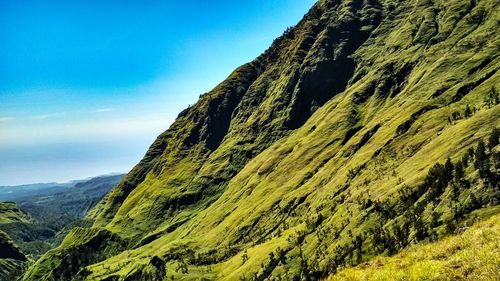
[24,0,499,280]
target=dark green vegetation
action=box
[328,212,500,280]
[0,182,73,202]
[0,175,123,279]
[0,229,27,280]
[0,206,29,280]
[16,174,125,220]
[23,0,500,280]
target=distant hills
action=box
[0,174,123,279]
[0,174,124,202]
[0,182,73,201]
[13,174,125,219]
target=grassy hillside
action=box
[0,229,27,280]
[0,258,27,281]
[328,209,500,281]
[0,175,123,260]
[0,202,31,224]
[23,0,499,280]
[0,229,26,261]
[0,176,122,279]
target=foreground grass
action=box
[328,213,500,281]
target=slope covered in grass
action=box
[328,210,500,281]
[23,0,499,280]
[0,175,123,260]
[0,229,27,280]
[0,229,26,261]
[0,202,31,224]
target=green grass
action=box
[0,202,31,224]
[0,258,27,281]
[0,229,28,280]
[328,211,500,281]
[22,0,500,280]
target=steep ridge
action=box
[89,0,383,238]
[0,175,123,261]
[0,229,27,280]
[0,202,31,224]
[0,229,26,261]
[24,0,499,280]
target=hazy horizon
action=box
[0,0,315,185]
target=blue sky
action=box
[0,0,316,185]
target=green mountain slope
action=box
[23,0,499,280]
[0,217,27,280]
[0,229,26,261]
[0,202,31,224]
[328,210,500,281]
[0,175,123,261]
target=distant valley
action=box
[0,174,123,279]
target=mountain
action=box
[0,175,123,271]
[328,210,500,280]
[15,174,125,219]
[0,202,31,224]
[0,229,26,261]
[0,182,72,202]
[23,0,499,280]
[0,174,124,203]
[0,207,28,280]
[0,175,123,279]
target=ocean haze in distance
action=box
[0,0,316,185]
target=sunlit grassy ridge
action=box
[0,202,31,224]
[23,0,499,280]
[328,210,500,281]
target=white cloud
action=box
[0,117,15,122]
[32,112,66,120]
[0,112,174,148]
[94,108,114,113]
